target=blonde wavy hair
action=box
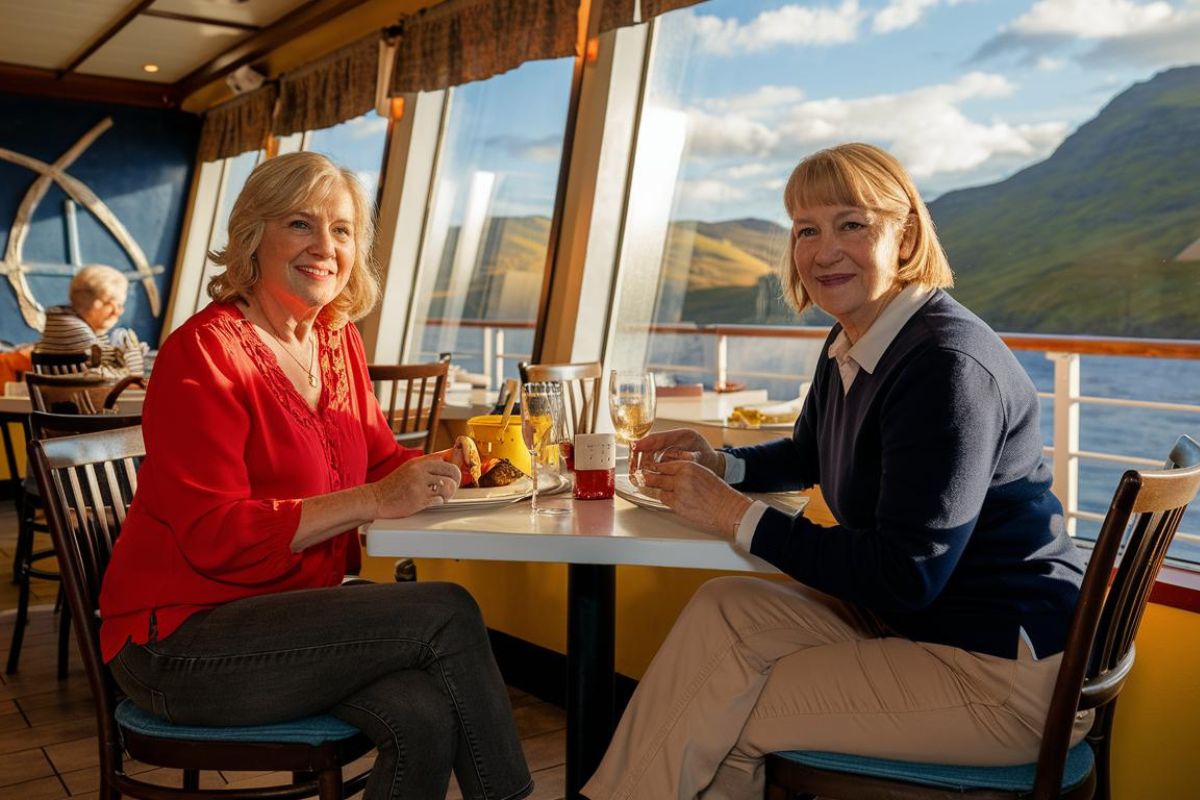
[207,151,379,329]
[781,142,953,314]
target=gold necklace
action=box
[265,327,318,388]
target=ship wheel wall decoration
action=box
[0,117,163,331]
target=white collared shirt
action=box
[727,284,936,550]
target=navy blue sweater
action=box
[729,290,1085,659]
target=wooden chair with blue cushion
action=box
[30,425,373,799]
[765,434,1200,800]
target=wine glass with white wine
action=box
[521,381,570,516]
[608,370,656,484]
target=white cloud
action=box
[346,116,389,139]
[703,85,807,115]
[1036,56,1067,70]
[677,178,748,205]
[684,109,782,158]
[719,162,776,180]
[693,1,865,55]
[975,0,1200,66]
[1010,0,1175,38]
[682,72,1067,180]
[873,0,941,33]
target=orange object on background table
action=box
[0,350,32,387]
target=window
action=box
[305,113,390,205]
[606,0,1200,562]
[403,58,575,386]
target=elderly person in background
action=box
[583,143,1090,799]
[99,152,532,800]
[35,264,145,375]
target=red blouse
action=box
[98,303,420,662]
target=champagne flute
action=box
[608,370,656,484]
[521,382,569,515]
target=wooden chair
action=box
[26,372,144,415]
[367,361,449,453]
[29,426,373,799]
[30,349,93,375]
[525,362,602,438]
[764,434,1200,800]
[5,412,141,678]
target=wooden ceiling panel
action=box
[150,0,303,28]
[79,15,250,83]
[0,0,131,70]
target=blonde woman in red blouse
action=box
[99,152,532,800]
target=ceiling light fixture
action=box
[142,63,160,73]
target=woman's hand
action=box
[371,457,462,518]
[631,428,723,476]
[640,460,752,538]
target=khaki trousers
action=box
[583,576,1090,800]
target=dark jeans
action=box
[111,581,533,800]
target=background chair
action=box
[525,361,602,438]
[26,372,144,414]
[367,361,449,453]
[30,425,373,799]
[30,349,93,375]
[764,434,1200,800]
[5,376,142,676]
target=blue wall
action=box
[0,93,199,346]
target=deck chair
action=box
[765,434,1200,800]
[524,362,602,438]
[367,361,449,452]
[29,425,373,799]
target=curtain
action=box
[390,0,580,94]
[641,0,707,19]
[196,85,277,163]
[599,0,635,32]
[274,34,381,138]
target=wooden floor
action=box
[0,501,569,799]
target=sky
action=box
[299,1,1200,224]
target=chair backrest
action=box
[26,373,143,415]
[30,350,92,375]
[367,361,449,452]
[525,362,602,438]
[29,410,143,440]
[1031,434,1200,798]
[29,425,145,787]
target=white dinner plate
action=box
[615,475,669,511]
[428,472,570,512]
[616,475,812,516]
[708,418,796,430]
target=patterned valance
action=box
[390,0,580,94]
[597,0,707,31]
[196,85,277,163]
[274,34,381,138]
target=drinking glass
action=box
[608,370,656,483]
[521,381,570,515]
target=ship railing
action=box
[417,318,1200,554]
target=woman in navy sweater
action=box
[582,143,1089,800]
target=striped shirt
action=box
[35,306,144,376]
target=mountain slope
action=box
[929,65,1200,337]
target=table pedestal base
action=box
[566,563,615,799]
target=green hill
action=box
[929,65,1200,337]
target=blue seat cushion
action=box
[773,741,1094,792]
[115,699,361,747]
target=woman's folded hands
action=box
[634,429,752,538]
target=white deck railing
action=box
[420,319,1200,550]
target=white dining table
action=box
[367,492,786,798]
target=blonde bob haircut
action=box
[781,142,952,314]
[207,151,379,329]
[70,265,128,313]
